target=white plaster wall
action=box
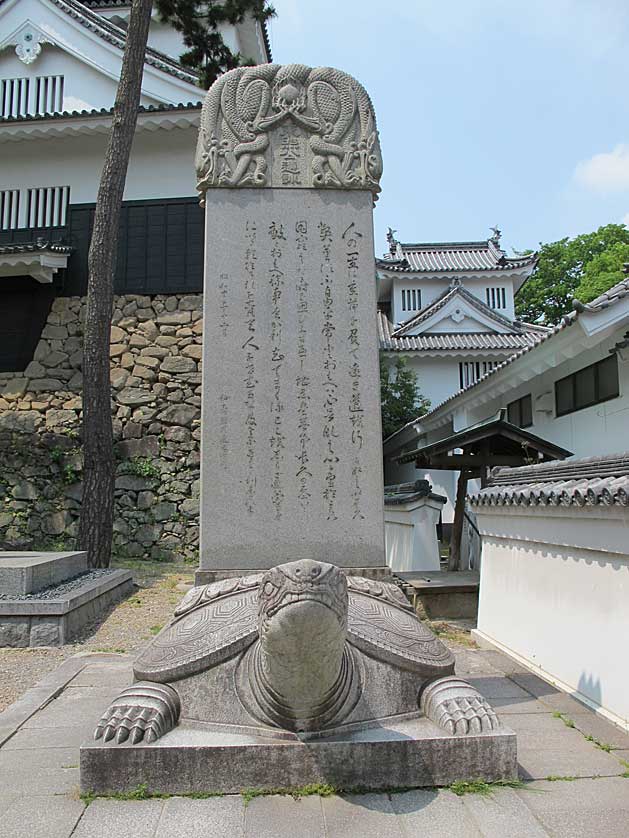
[464,330,629,459]
[384,498,443,572]
[475,506,629,730]
[0,126,198,207]
[391,275,516,325]
[0,45,124,112]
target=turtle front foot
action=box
[420,676,499,735]
[94,682,180,745]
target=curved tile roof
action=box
[378,311,543,353]
[378,239,537,274]
[0,101,202,125]
[469,452,629,508]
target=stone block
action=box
[117,388,154,407]
[0,617,30,647]
[157,404,199,426]
[80,719,517,795]
[161,356,196,374]
[28,378,63,392]
[11,481,38,500]
[29,618,63,646]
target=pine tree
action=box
[380,357,430,440]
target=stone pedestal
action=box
[81,716,517,795]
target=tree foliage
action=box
[380,357,430,441]
[515,224,629,325]
[155,0,276,89]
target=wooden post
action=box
[448,470,469,571]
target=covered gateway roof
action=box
[396,409,571,468]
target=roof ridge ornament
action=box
[5,23,51,65]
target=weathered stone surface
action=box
[160,356,196,374]
[157,404,198,427]
[12,481,38,501]
[28,379,64,392]
[115,437,160,459]
[117,388,154,407]
[157,312,192,325]
[200,189,384,570]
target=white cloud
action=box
[622,213,629,228]
[574,145,629,193]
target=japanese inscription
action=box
[201,188,384,570]
[243,221,258,514]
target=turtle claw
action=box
[93,682,181,746]
[420,677,500,735]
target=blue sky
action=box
[266,0,629,257]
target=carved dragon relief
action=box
[195,64,383,201]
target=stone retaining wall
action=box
[0,294,203,562]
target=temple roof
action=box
[378,236,538,274]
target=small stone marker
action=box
[196,64,386,576]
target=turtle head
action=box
[258,559,347,639]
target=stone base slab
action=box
[0,551,88,596]
[80,715,517,794]
[0,570,133,647]
[195,565,394,586]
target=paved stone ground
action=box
[0,648,628,837]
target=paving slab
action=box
[322,793,405,838]
[22,686,119,730]
[515,776,629,834]
[569,712,629,750]
[3,723,93,750]
[69,662,133,688]
[517,745,625,781]
[244,794,324,838]
[0,747,80,794]
[156,796,245,838]
[0,794,85,838]
[465,675,533,699]
[461,787,549,837]
[72,799,164,838]
[489,696,550,715]
[389,788,482,837]
[509,672,590,715]
[475,649,531,676]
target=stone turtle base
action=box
[80,714,517,794]
[0,570,134,647]
[195,565,394,586]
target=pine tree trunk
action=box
[79,0,153,568]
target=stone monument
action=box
[80,65,516,795]
[195,64,386,581]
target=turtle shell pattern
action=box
[134,574,454,683]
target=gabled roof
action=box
[419,274,629,421]
[378,311,543,353]
[0,0,200,83]
[396,409,572,466]
[378,237,537,275]
[392,284,543,338]
[80,0,273,61]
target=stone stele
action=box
[195,64,386,577]
[81,560,516,793]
